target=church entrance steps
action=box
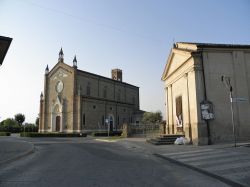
[147,134,184,145]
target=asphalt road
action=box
[0,137,229,187]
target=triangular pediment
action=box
[161,49,192,80]
[48,62,73,79]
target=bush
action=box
[20,132,87,137]
[0,132,11,136]
[142,111,163,124]
[22,123,38,132]
[92,131,122,137]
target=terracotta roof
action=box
[177,42,250,49]
[77,69,139,88]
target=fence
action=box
[126,123,161,138]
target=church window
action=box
[175,96,183,130]
[87,82,91,96]
[117,89,121,101]
[93,105,96,109]
[82,114,85,126]
[132,96,135,104]
[110,107,112,111]
[102,115,104,125]
[103,86,107,98]
[176,96,182,118]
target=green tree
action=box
[35,117,39,126]
[14,113,25,126]
[0,118,21,132]
[142,111,163,124]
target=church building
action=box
[39,49,143,133]
[162,42,250,145]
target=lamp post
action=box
[221,76,236,147]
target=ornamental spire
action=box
[40,92,44,100]
[73,55,77,68]
[58,48,64,63]
[45,64,49,74]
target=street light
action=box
[221,76,236,147]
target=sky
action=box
[0,0,250,123]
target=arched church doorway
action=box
[56,116,61,131]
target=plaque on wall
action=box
[200,101,214,120]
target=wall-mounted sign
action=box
[200,101,214,120]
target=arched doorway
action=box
[56,116,61,132]
[51,99,63,132]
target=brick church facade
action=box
[39,49,143,133]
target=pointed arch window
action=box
[82,113,85,126]
[86,82,91,96]
[103,86,107,98]
[117,89,121,101]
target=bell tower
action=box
[111,69,122,82]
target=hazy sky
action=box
[0,0,250,123]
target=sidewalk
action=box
[121,138,250,187]
[0,135,34,166]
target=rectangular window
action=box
[102,115,104,125]
[103,87,107,98]
[86,82,91,96]
[117,93,121,101]
[132,96,135,104]
[175,96,183,129]
[117,115,119,125]
[87,86,90,96]
[117,89,121,101]
[82,114,85,126]
[176,96,182,117]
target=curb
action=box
[154,153,246,187]
[0,142,35,167]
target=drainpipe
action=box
[200,51,212,145]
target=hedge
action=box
[20,132,87,137]
[92,131,122,137]
[0,132,11,136]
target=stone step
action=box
[160,134,184,138]
[155,137,177,141]
[147,134,184,145]
[146,139,174,145]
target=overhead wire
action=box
[21,0,165,44]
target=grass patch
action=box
[0,132,11,136]
[20,132,87,137]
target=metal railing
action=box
[129,123,160,138]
